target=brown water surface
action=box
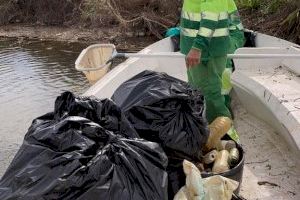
[0,38,90,176]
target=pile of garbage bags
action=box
[0,71,240,200]
[0,92,168,200]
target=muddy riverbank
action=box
[0,24,157,50]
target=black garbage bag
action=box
[112,71,209,162]
[0,92,168,200]
[244,30,256,47]
[111,70,209,197]
[53,91,139,139]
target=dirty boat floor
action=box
[233,97,300,200]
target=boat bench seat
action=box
[232,47,300,157]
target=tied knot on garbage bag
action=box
[0,91,169,200]
[53,91,139,139]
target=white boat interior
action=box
[84,33,300,199]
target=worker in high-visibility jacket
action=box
[180,0,240,141]
[222,0,245,115]
[180,0,231,122]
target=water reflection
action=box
[0,38,90,176]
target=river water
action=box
[0,38,90,176]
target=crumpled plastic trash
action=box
[203,175,239,200]
[174,160,239,200]
[174,160,205,200]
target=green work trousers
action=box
[187,56,232,123]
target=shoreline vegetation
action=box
[0,0,299,47]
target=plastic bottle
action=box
[212,150,230,173]
[216,140,236,151]
[203,150,218,164]
[206,117,232,150]
[229,147,240,167]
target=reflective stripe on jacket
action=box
[180,0,231,59]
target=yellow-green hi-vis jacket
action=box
[180,0,233,61]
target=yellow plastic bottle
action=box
[216,140,236,151]
[229,147,240,167]
[206,117,232,151]
[212,150,230,173]
[203,150,218,164]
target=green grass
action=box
[0,0,16,24]
[237,0,286,14]
[263,0,285,14]
[236,0,261,10]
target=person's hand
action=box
[186,48,201,68]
